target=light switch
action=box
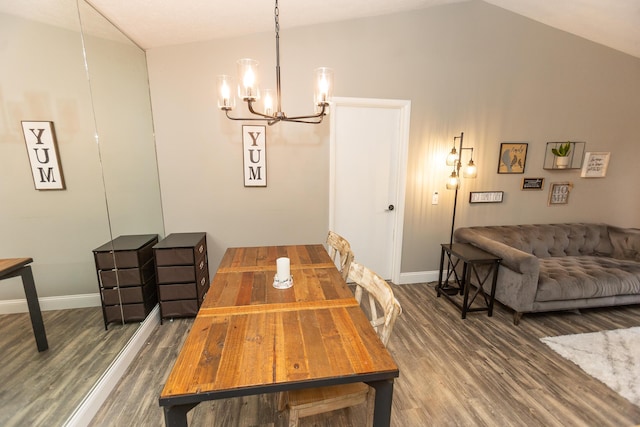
[432,191,439,205]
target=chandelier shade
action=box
[217,0,333,125]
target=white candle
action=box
[277,257,290,280]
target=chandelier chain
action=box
[275,0,280,35]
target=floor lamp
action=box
[441,132,477,293]
[445,132,477,246]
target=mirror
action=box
[0,0,164,424]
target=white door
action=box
[329,97,410,283]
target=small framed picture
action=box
[498,142,528,174]
[469,191,504,203]
[548,182,572,206]
[581,152,610,178]
[521,177,544,190]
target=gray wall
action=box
[147,0,640,279]
[0,13,111,299]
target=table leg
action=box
[21,266,48,352]
[368,378,394,427]
[163,403,197,427]
[488,260,501,317]
[436,247,445,297]
[461,262,471,319]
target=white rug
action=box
[541,327,640,407]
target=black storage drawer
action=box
[93,234,159,329]
[103,280,156,305]
[99,259,155,287]
[154,232,209,322]
[159,300,199,318]
[158,283,198,301]
[155,235,206,266]
[104,300,155,324]
[93,235,157,269]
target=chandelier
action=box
[217,0,334,125]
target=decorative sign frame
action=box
[21,121,65,190]
[521,177,545,190]
[242,125,267,187]
[580,152,610,178]
[469,191,504,203]
[548,182,572,206]
[497,142,528,174]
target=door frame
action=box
[328,97,411,284]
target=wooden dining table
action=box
[159,244,399,426]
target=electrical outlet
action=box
[432,191,439,205]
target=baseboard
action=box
[397,270,439,285]
[0,293,101,314]
[63,304,161,427]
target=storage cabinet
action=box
[154,232,209,322]
[93,234,158,329]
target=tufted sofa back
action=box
[456,223,615,258]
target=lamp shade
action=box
[463,159,478,178]
[446,171,459,190]
[217,75,235,110]
[446,148,458,166]
[262,89,275,115]
[237,58,260,100]
[314,67,334,106]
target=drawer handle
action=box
[198,245,204,254]
[199,260,205,269]
[200,277,206,286]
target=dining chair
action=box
[278,261,402,427]
[326,230,354,281]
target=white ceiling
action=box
[1,0,638,58]
[85,0,640,58]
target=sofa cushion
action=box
[536,256,640,302]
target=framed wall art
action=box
[21,121,65,190]
[242,125,267,187]
[548,182,572,206]
[469,191,504,203]
[497,142,528,174]
[521,177,544,190]
[581,152,610,178]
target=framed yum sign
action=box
[242,125,267,187]
[21,121,66,190]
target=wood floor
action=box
[88,282,640,427]
[2,283,639,426]
[0,307,139,427]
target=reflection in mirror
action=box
[0,0,164,425]
[78,0,164,330]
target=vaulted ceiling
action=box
[1,0,639,58]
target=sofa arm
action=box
[608,226,640,262]
[454,228,539,275]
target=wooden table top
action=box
[0,258,33,277]
[160,244,399,404]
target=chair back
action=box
[326,231,354,281]
[347,261,402,346]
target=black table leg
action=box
[163,403,197,427]
[21,266,48,352]
[368,379,394,427]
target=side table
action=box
[0,258,48,351]
[436,243,501,318]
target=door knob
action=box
[387,204,395,211]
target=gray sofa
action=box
[453,223,640,324]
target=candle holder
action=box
[273,274,293,289]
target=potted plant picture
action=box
[552,142,571,169]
